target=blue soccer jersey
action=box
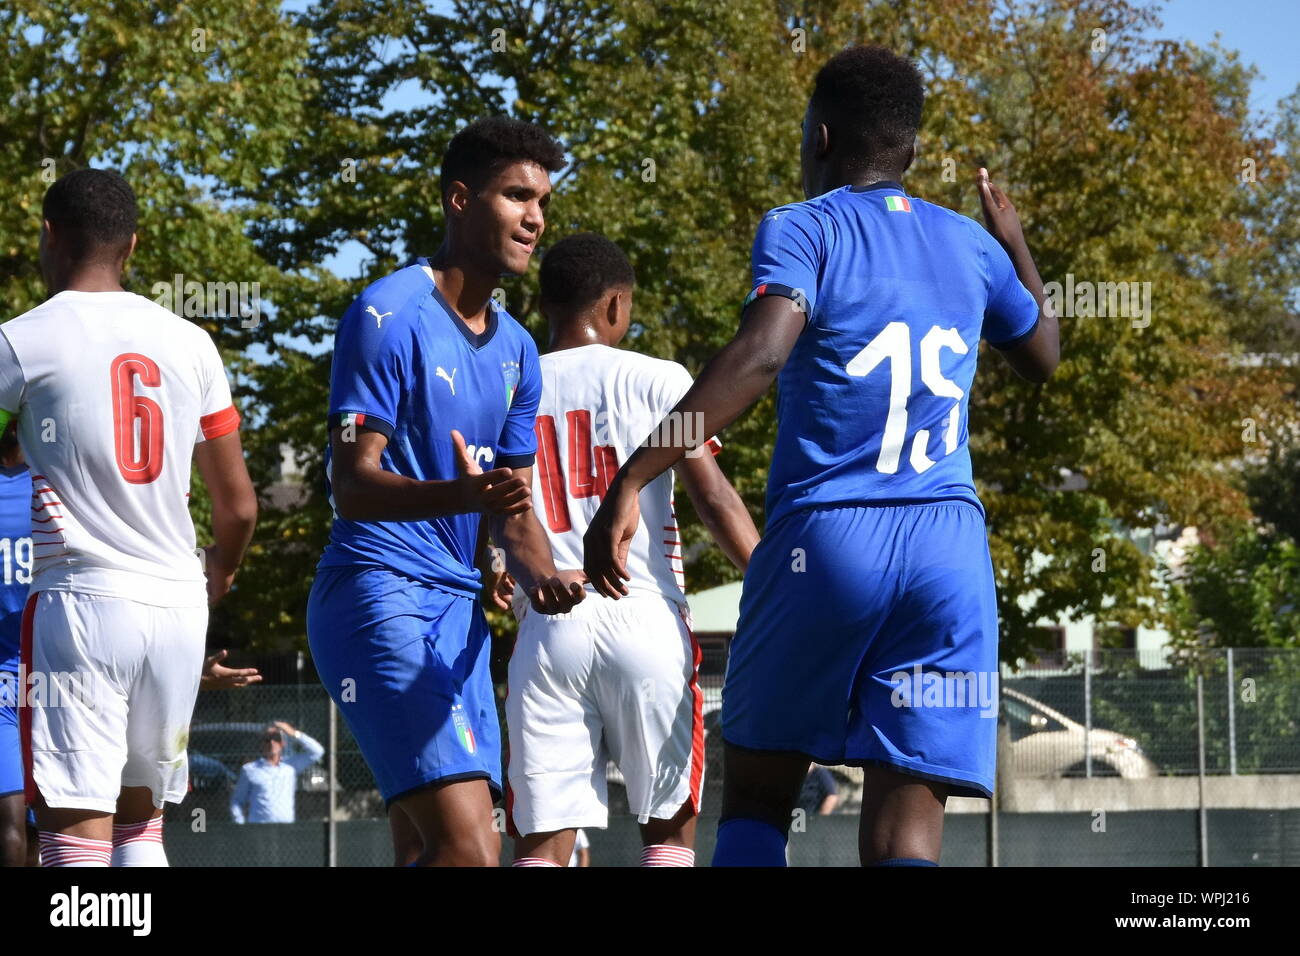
[317,259,541,596]
[747,181,1039,527]
[0,465,31,674]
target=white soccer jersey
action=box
[0,290,241,606]
[529,344,718,602]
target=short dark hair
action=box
[440,116,566,206]
[41,168,138,262]
[810,45,924,170]
[539,233,635,311]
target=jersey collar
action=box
[848,180,905,193]
[419,259,500,350]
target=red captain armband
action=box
[200,405,241,440]
[741,283,809,319]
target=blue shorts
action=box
[0,671,22,799]
[306,566,500,804]
[723,502,999,798]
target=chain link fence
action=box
[164,647,1300,865]
[1000,648,1300,777]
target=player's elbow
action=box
[219,485,259,533]
[330,471,368,522]
[695,483,753,547]
[1016,358,1057,384]
[1007,340,1059,384]
[696,481,739,523]
[331,486,360,522]
[749,347,787,382]
[209,485,258,543]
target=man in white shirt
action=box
[505,234,759,868]
[0,168,257,867]
[230,721,325,824]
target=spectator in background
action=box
[230,721,324,824]
[797,763,840,816]
[568,828,590,868]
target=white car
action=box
[1002,686,1155,778]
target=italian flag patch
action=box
[885,195,912,212]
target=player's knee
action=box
[862,842,939,866]
[433,844,498,867]
[438,827,500,867]
[860,823,942,865]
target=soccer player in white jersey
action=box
[505,234,759,867]
[0,169,257,867]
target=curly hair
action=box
[810,45,925,169]
[539,233,635,311]
[41,168,138,263]
[440,116,566,206]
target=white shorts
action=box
[506,592,704,834]
[23,590,207,813]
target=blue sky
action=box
[1156,0,1298,118]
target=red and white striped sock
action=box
[640,844,695,867]
[39,831,112,867]
[111,817,167,867]
[512,857,563,867]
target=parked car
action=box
[1002,685,1155,779]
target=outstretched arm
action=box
[584,298,804,597]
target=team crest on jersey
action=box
[451,703,476,755]
[501,360,521,409]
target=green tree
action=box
[1168,437,1300,649]
[0,0,313,641]
[240,0,1295,656]
[4,1,1295,662]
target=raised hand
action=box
[976,167,1027,254]
[451,429,531,516]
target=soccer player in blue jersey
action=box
[585,46,1059,866]
[307,117,586,867]
[0,423,35,866]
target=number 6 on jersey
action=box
[111,352,164,484]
